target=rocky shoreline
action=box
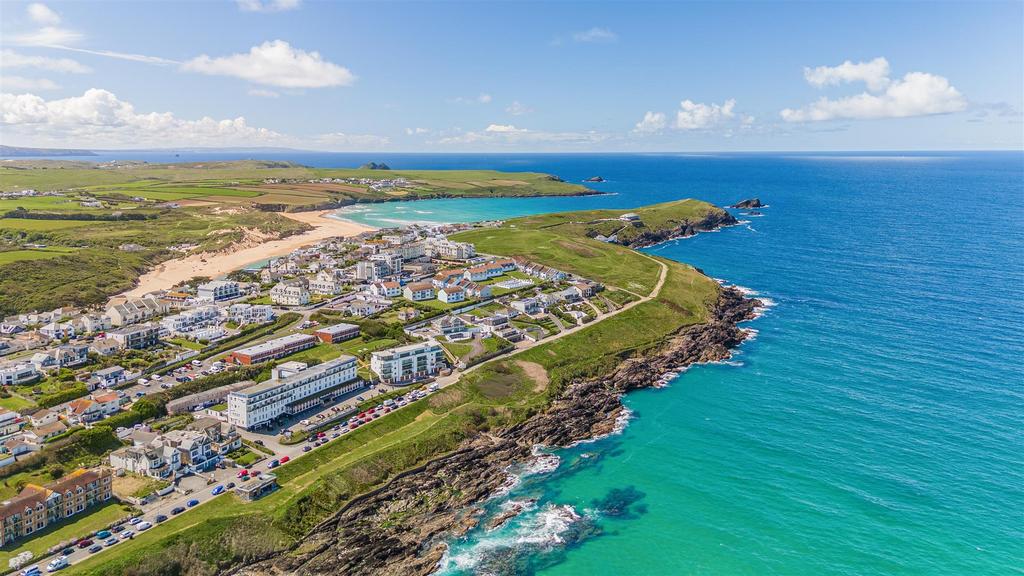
[229,287,761,576]
[621,208,739,249]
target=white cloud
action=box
[182,40,355,88]
[27,3,61,25]
[572,27,618,43]
[237,0,301,12]
[676,99,735,130]
[506,101,533,115]
[0,88,285,147]
[248,88,280,98]
[1,88,392,150]
[405,127,429,135]
[804,57,891,92]
[9,26,83,47]
[477,93,492,103]
[633,111,666,133]
[0,49,91,73]
[448,92,493,105]
[781,59,968,122]
[434,125,609,147]
[312,132,391,149]
[1,76,60,91]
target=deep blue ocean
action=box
[16,151,1024,575]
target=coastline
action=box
[230,286,761,576]
[118,210,375,299]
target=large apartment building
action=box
[370,340,446,384]
[196,280,240,302]
[226,356,361,430]
[0,468,113,545]
[426,237,476,260]
[226,333,317,365]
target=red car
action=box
[77,538,94,548]
[279,456,290,464]
[236,469,249,478]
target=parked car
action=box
[187,499,199,507]
[226,482,236,489]
[302,445,311,452]
[20,565,41,576]
[60,547,74,557]
[128,517,141,525]
[121,529,134,539]
[236,469,249,478]
[279,456,290,464]
[212,485,225,495]
[77,539,93,548]
[46,556,69,572]
[155,514,168,523]
[95,530,111,539]
[137,521,152,530]
[171,506,185,515]
[104,537,118,546]
[267,459,279,469]
[88,544,102,553]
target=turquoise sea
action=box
[18,151,1023,574]
[336,153,1024,576]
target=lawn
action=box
[0,501,134,568]
[0,218,92,232]
[0,247,79,265]
[452,227,660,294]
[0,393,37,411]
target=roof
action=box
[232,333,316,357]
[68,399,96,414]
[381,281,400,289]
[441,286,465,294]
[406,282,433,291]
[316,323,359,336]
[92,392,119,404]
[232,354,357,396]
[33,421,67,436]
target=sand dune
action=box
[119,211,374,299]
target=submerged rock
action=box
[584,176,605,182]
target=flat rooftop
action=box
[232,333,317,357]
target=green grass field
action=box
[0,501,134,568]
[0,246,79,264]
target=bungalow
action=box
[510,298,542,315]
[403,282,435,302]
[371,281,402,298]
[28,409,58,427]
[456,279,492,299]
[463,266,491,282]
[91,366,127,389]
[23,420,67,442]
[90,391,123,416]
[397,308,420,322]
[2,439,38,457]
[493,258,517,273]
[88,338,122,357]
[432,269,465,288]
[437,286,466,304]
[569,282,598,299]
[53,344,89,368]
[66,399,104,424]
[39,321,76,340]
[433,315,468,335]
[0,409,24,438]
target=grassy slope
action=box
[0,207,308,315]
[68,200,722,576]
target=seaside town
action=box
[0,216,621,572]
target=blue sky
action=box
[1,0,1021,151]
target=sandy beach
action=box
[119,210,375,299]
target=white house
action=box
[270,281,310,306]
[371,281,402,298]
[437,286,466,304]
[403,282,435,302]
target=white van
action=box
[46,556,69,572]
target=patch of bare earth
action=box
[516,360,550,392]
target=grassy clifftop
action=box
[69,200,727,576]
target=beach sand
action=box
[119,210,374,299]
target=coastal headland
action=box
[68,198,760,576]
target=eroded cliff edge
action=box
[230,287,761,576]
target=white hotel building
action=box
[370,340,446,385]
[226,356,361,430]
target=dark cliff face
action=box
[229,288,761,576]
[730,198,763,209]
[621,208,739,249]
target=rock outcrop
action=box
[584,176,605,182]
[731,198,764,209]
[619,208,739,248]
[359,162,391,170]
[229,288,761,576]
